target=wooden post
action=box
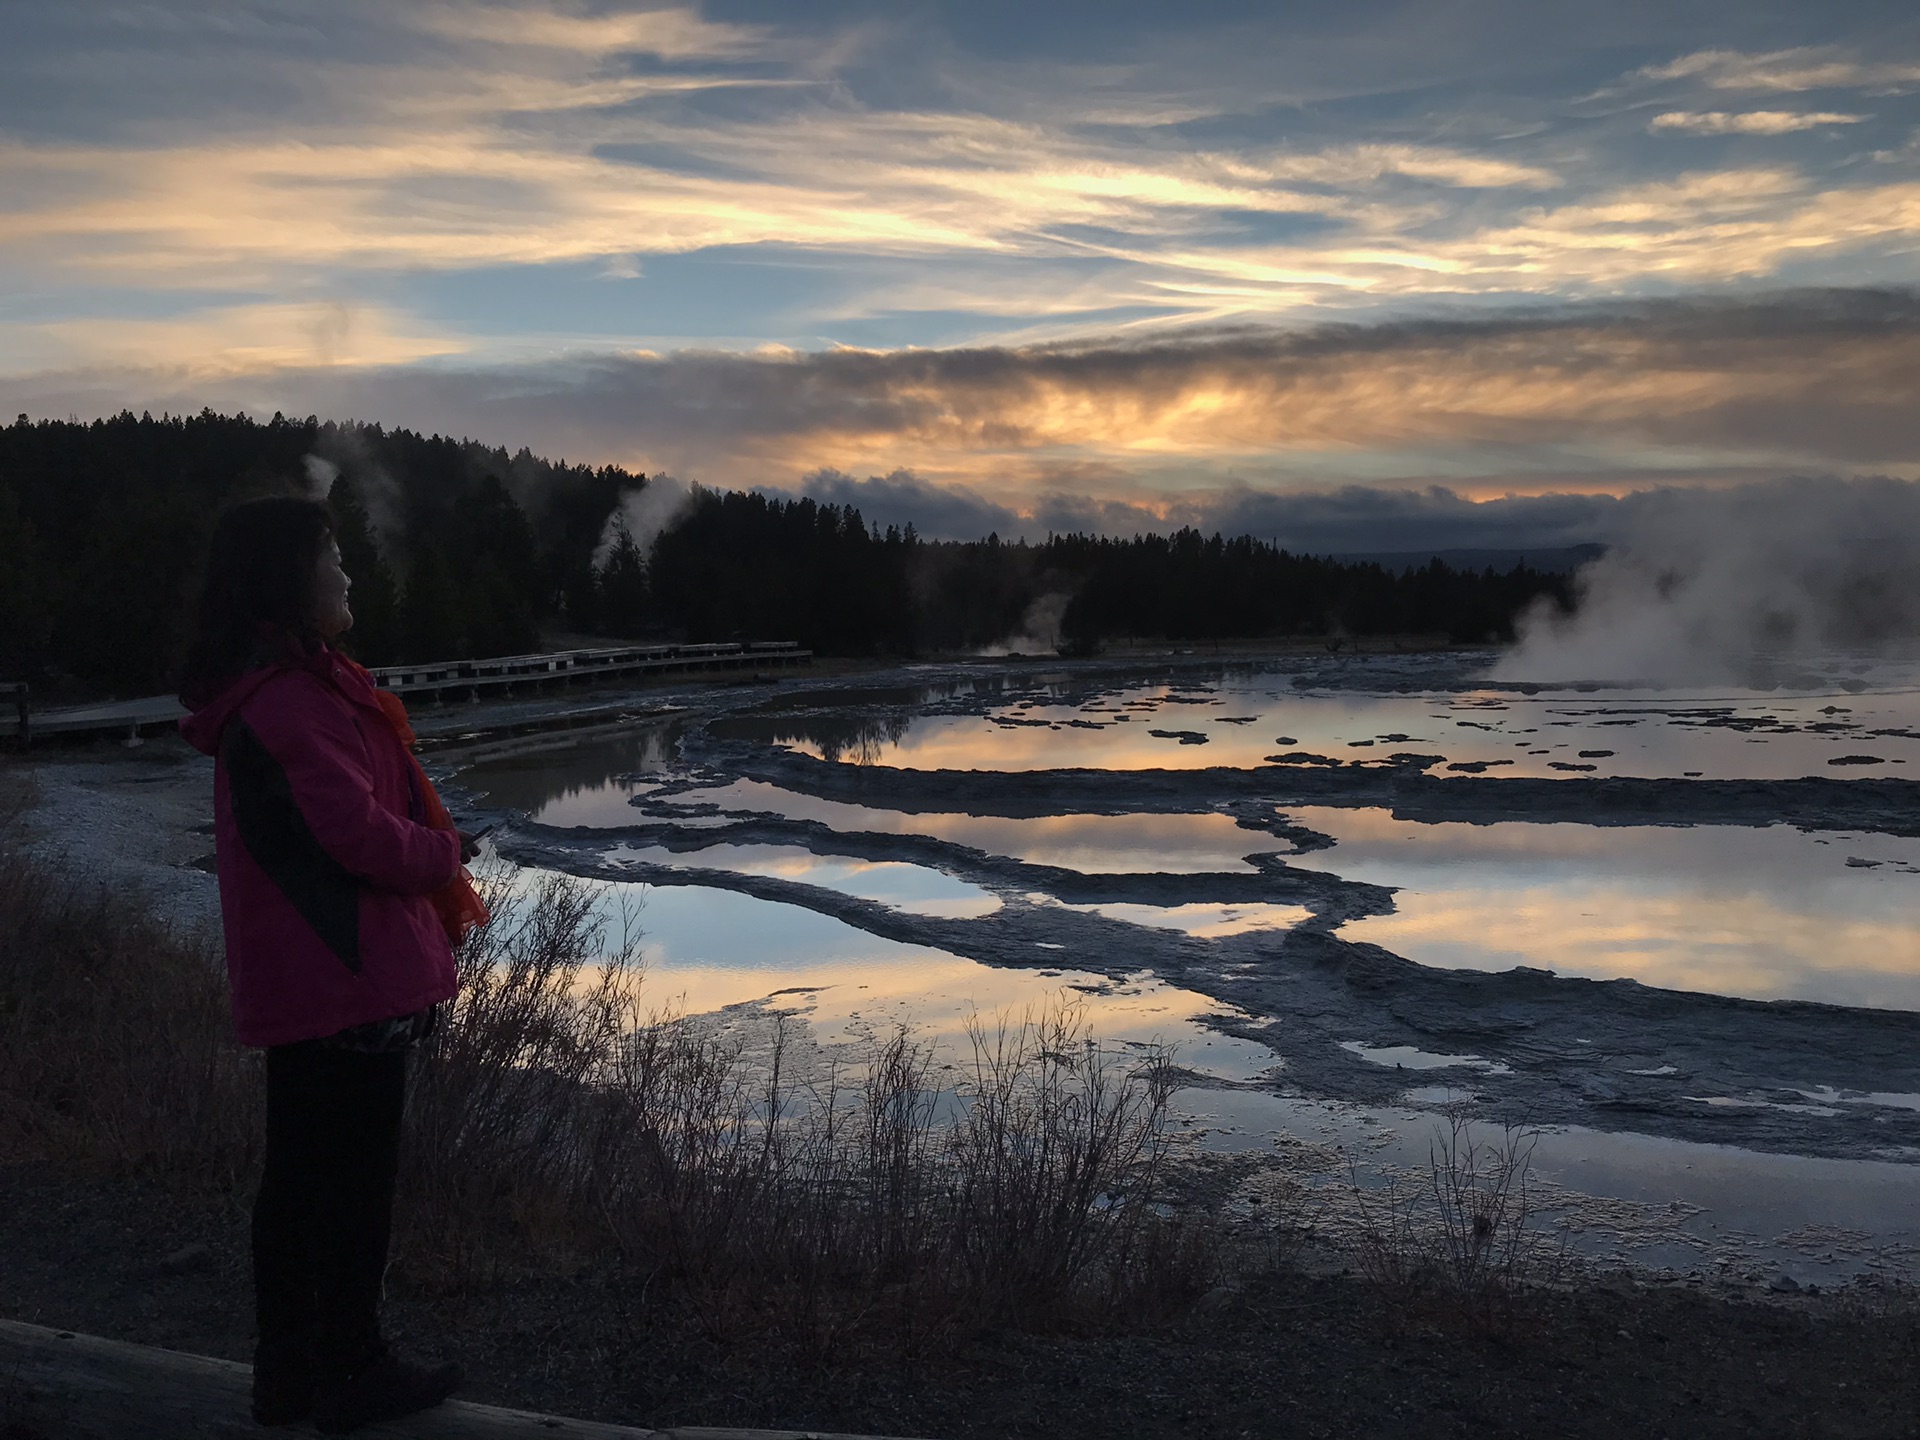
[0,1320,920,1440]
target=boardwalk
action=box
[7,642,809,745]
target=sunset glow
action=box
[6,2,1919,538]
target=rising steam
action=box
[976,592,1072,657]
[1495,477,1920,686]
[592,475,695,569]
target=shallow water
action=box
[1037,896,1314,937]
[1284,808,1920,1010]
[465,724,683,825]
[469,762,1289,873]
[459,653,1920,1272]
[603,841,1004,919]
[1176,1087,1920,1284]
[715,673,1920,779]
[670,780,1291,872]
[523,873,1277,1082]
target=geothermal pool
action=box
[458,650,1920,1281]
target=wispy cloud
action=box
[408,4,773,61]
[1638,48,1920,95]
[1650,110,1868,135]
[4,0,1920,507]
[6,301,464,376]
[5,3,1918,379]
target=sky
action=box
[5,0,1920,545]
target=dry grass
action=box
[403,861,1212,1352]
[1347,1112,1565,1334]
[0,828,1214,1357]
[0,797,257,1187]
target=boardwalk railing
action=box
[367,641,808,702]
[4,642,809,745]
[1,681,26,744]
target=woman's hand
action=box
[456,828,484,862]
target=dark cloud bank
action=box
[794,464,1635,556]
[9,288,1920,554]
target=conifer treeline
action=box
[0,410,1575,697]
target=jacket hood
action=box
[178,640,371,756]
[178,663,289,755]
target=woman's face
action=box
[313,538,354,638]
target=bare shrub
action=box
[0,826,1212,1350]
[398,862,1205,1345]
[1347,1112,1559,1332]
[399,861,646,1283]
[945,1007,1183,1320]
[581,1001,1201,1354]
[1428,1115,1544,1307]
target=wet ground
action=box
[14,647,1916,1286]
[445,648,1920,1286]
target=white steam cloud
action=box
[300,453,339,500]
[592,474,696,569]
[1495,477,1920,685]
[976,592,1072,658]
[309,429,406,545]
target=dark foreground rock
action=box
[4,1164,1916,1440]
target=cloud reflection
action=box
[1290,808,1920,1009]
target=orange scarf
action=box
[341,657,491,945]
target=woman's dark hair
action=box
[179,496,334,707]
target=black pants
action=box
[253,1043,405,1384]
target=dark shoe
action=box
[251,1351,316,1426]
[312,1354,462,1434]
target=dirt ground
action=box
[4,1163,1917,1440]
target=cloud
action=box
[1637,48,1920,95]
[793,469,1022,540]
[1250,145,1560,190]
[1649,110,1869,135]
[408,4,772,61]
[10,290,1919,513]
[4,300,463,375]
[1159,486,1626,554]
[10,6,1918,370]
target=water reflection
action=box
[602,842,1002,918]
[540,876,1276,1081]
[660,780,1289,873]
[460,724,681,825]
[769,680,1920,779]
[709,711,911,765]
[1284,808,1920,1009]
[1036,896,1314,937]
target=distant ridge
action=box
[1325,543,1604,575]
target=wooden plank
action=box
[30,696,185,738]
[0,1320,922,1440]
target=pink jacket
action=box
[180,646,461,1047]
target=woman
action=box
[179,496,481,1432]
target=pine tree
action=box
[596,517,650,638]
[400,546,463,661]
[0,487,53,678]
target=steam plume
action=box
[592,474,695,569]
[977,593,1072,657]
[1495,476,1920,685]
[300,454,339,500]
